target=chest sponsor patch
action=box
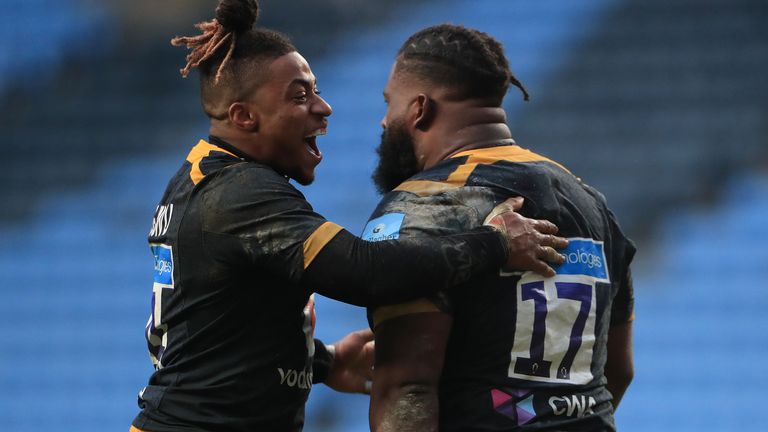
[362,213,405,242]
[151,244,174,286]
[553,238,609,282]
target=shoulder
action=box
[199,162,315,231]
[205,162,307,202]
[364,186,497,241]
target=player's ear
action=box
[409,94,435,131]
[228,102,259,131]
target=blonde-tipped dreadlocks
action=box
[171,19,236,84]
[170,0,295,119]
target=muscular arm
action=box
[605,320,633,409]
[205,167,564,307]
[303,228,506,307]
[369,304,453,432]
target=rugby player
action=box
[131,2,570,432]
[366,25,636,431]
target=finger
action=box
[506,196,524,211]
[533,219,559,235]
[355,328,374,342]
[532,259,557,278]
[485,197,523,224]
[538,246,565,265]
[539,234,569,250]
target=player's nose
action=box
[312,95,332,117]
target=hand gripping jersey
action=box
[364,145,635,432]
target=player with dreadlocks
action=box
[365,24,635,431]
[130,2,570,431]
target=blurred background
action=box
[1,0,766,430]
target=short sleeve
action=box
[199,164,341,283]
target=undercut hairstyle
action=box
[171,0,296,119]
[395,24,529,104]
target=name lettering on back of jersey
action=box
[149,204,174,237]
[361,213,405,241]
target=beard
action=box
[372,120,420,195]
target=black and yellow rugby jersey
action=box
[365,144,635,432]
[132,137,509,432]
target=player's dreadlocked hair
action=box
[395,24,529,103]
[171,0,296,119]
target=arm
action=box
[305,197,567,307]
[204,168,565,307]
[303,227,506,307]
[369,302,453,432]
[605,320,633,409]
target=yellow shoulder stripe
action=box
[372,298,442,328]
[394,145,570,197]
[186,139,237,185]
[303,221,344,270]
[452,145,571,175]
[393,180,459,196]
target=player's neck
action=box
[209,124,263,161]
[419,106,513,170]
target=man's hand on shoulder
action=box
[485,197,568,277]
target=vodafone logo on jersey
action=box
[277,367,313,390]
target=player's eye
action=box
[294,93,308,102]
[313,88,322,95]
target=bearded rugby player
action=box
[366,24,635,432]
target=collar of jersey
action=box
[207,135,257,163]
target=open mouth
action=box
[304,128,326,159]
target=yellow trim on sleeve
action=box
[129,426,146,432]
[185,139,237,185]
[372,298,441,328]
[303,221,344,269]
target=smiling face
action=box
[245,52,332,185]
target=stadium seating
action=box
[0,0,112,94]
[511,0,768,232]
[616,172,768,432]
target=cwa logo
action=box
[548,394,596,418]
